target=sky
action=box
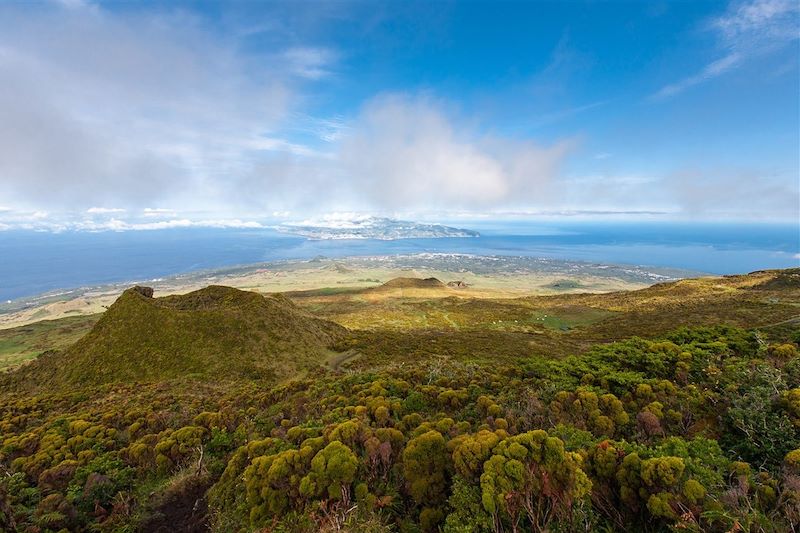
[0,0,797,230]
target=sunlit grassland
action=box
[0,314,100,371]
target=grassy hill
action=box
[377,277,446,289]
[5,285,346,389]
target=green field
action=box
[0,314,100,371]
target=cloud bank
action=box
[339,96,575,209]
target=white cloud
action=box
[99,218,265,231]
[225,95,576,213]
[653,0,799,98]
[529,100,610,128]
[0,215,266,232]
[74,218,264,231]
[87,207,125,214]
[554,169,799,220]
[284,212,377,228]
[713,0,800,45]
[0,1,325,211]
[338,94,575,210]
[98,218,266,231]
[0,1,790,222]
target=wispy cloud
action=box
[527,100,610,129]
[282,47,338,80]
[313,116,351,143]
[713,0,800,45]
[653,53,742,99]
[653,0,799,99]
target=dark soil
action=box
[138,474,211,533]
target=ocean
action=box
[0,221,797,301]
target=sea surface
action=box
[0,221,797,301]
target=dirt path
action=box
[758,314,800,329]
[326,349,362,371]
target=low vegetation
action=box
[0,269,798,532]
[0,316,100,372]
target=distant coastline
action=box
[0,220,797,303]
[0,252,702,328]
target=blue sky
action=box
[0,0,797,230]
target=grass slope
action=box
[8,285,346,389]
[292,269,800,368]
[0,314,100,371]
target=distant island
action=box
[277,216,480,240]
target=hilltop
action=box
[6,285,346,389]
[379,276,445,288]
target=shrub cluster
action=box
[0,326,798,531]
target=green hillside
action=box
[0,270,799,533]
[7,285,346,389]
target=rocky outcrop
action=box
[131,286,154,298]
